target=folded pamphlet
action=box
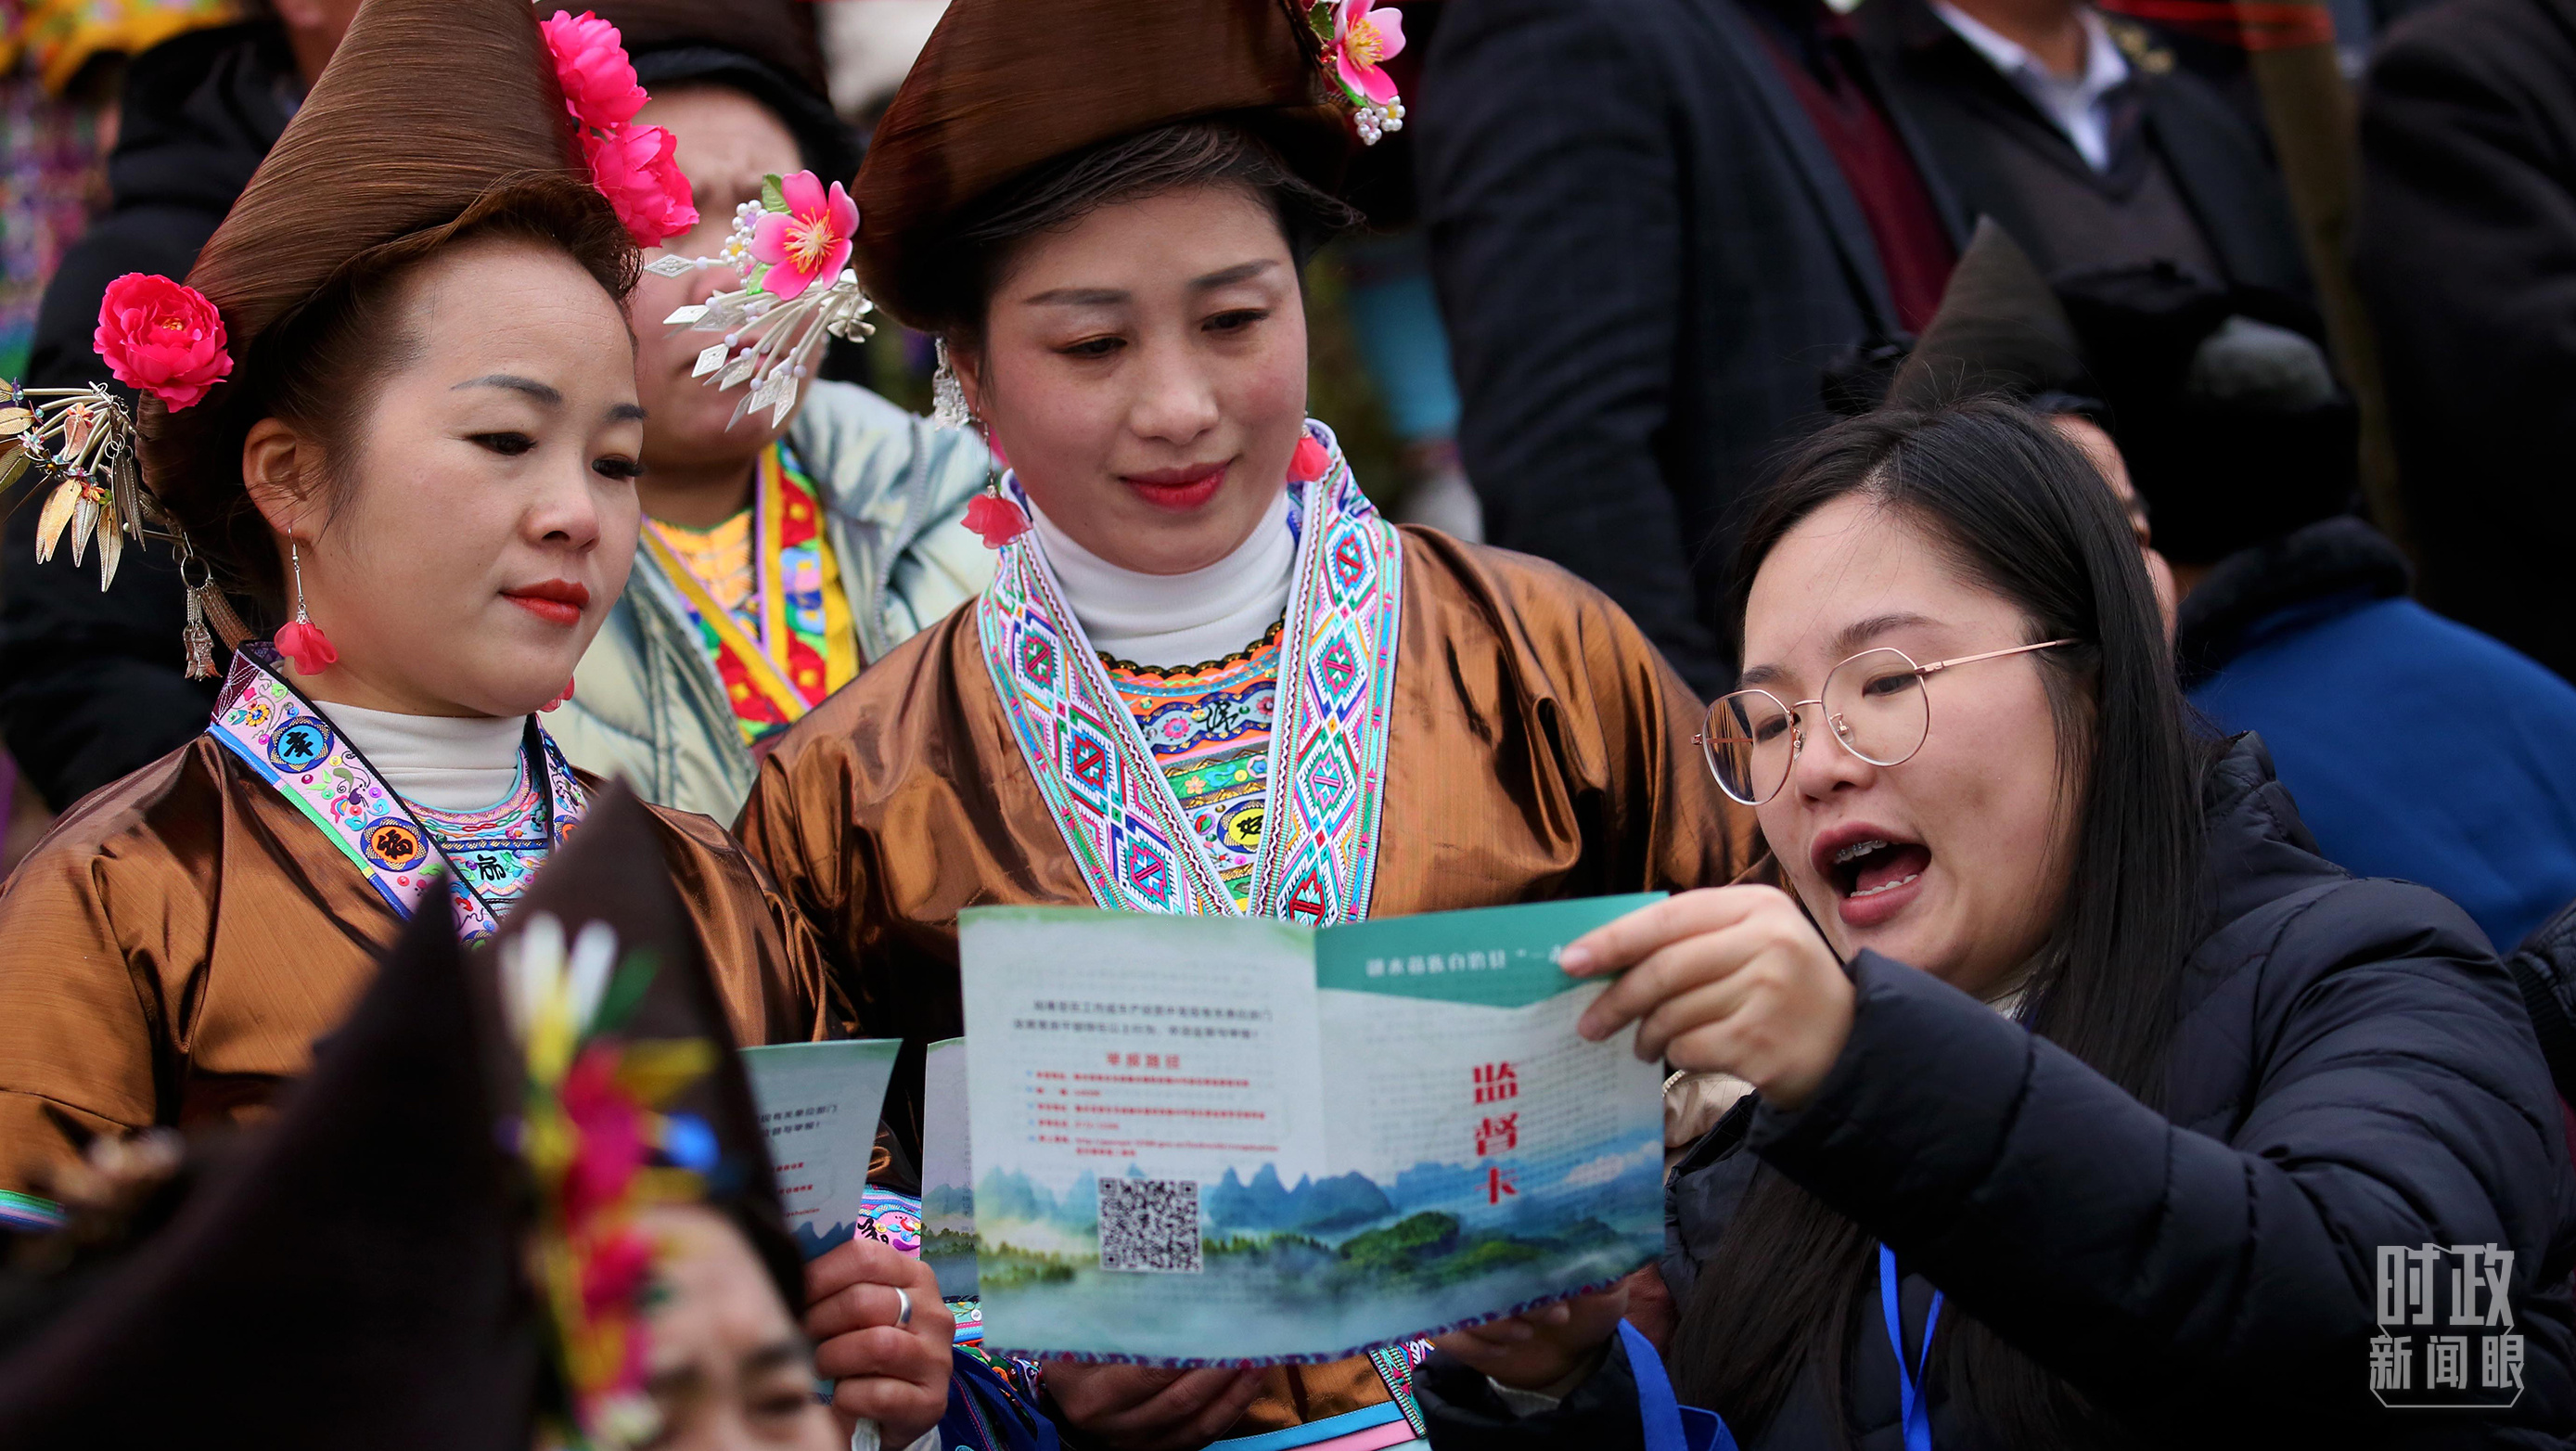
[956,893,1667,1365]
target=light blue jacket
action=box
[551,380,993,823]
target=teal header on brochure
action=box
[1313,892,1663,1007]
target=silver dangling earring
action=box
[931,338,973,430]
[290,540,309,624]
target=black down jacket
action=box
[2,22,298,810]
[1420,735,2576,1448]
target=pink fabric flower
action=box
[273,619,337,676]
[748,171,859,302]
[583,123,699,248]
[93,273,232,411]
[1331,0,1406,105]
[1290,434,1333,483]
[962,493,1029,550]
[540,10,647,130]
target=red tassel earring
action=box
[1290,430,1333,484]
[541,676,576,713]
[273,538,338,675]
[961,422,1029,550]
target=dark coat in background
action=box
[2183,517,2576,953]
[1415,0,1964,695]
[2,22,295,810]
[1421,735,2576,1448]
[2355,0,2576,685]
[1864,0,2313,298]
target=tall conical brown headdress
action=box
[1885,219,2089,412]
[588,0,862,191]
[853,0,1347,327]
[140,0,633,599]
[0,784,795,1448]
[588,0,832,99]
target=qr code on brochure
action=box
[1097,1176,1203,1273]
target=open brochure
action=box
[740,1038,902,1262]
[956,893,1667,1365]
[922,1036,978,1298]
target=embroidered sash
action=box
[644,442,859,743]
[974,422,1402,925]
[206,643,585,941]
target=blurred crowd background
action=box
[6,0,2575,963]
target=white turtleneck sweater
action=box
[1030,488,1296,668]
[312,700,527,813]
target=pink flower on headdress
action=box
[93,273,231,411]
[1329,0,1406,106]
[540,10,647,130]
[560,1045,646,1224]
[583,123,699,249]
[749,171,859,302]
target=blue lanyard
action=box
[1878,1244,1942,1451]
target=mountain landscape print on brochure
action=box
[972,1135,1664,1364]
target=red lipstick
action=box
[1120,462,1228,513]
[503,578,590,628]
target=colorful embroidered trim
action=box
[1370,1342,1430,1437]
[206,643,585,941]
[413,762,556,919]
[644,440,859,744]
[1208,1401,1420,1451]
[1103,620,1285,911]
[0,1189,63,1232]
[975,421,1401,924]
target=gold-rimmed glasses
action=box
[1695,639,2075,805]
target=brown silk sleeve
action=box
[1424,530,1753,898]
[1600,591,1758,893]
[732,743,865,1018]
[648,803,853,1047]
[0,849,162,1196]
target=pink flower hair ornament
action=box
[1304,0,1408,143]
[538,9,647,131]
[643,169,879,430]
[540,10,698,248]
[6,273,237,597]
[94,273,232,412]
[747,171,858,303]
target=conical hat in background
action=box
[0,815,541,1447]
[585,0,832,100]
[138,0,616,547]
[853,0,1348,326]
[1885,218,2088,412]
[490,784,803,1309]
[0,782,797,1446]
[586,0,861,184]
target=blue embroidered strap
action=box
[204,643,584,941]
[1369,1342,1429,1435]
[1878,1245,1943,1451]
[974,420,1402,926]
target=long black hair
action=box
[1670,400,2207,1447]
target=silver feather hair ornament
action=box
[644,171,878,430]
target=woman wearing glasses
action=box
[1418,401,2576,1446]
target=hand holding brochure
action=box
[958,893,1667,1365]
